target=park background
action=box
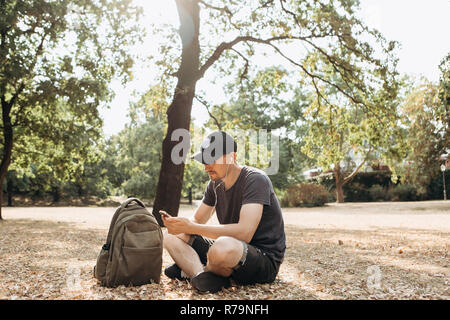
[0,0,449,300]
[1,0,449,214]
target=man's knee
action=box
[162,230,175,250]
[207,236,243,268]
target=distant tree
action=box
[301,101,406,203]
[0,0,143,219]
[182,160,209,204]
[150,0,399,221]
[6,133,111,204]
[438,53,450,148]
[180,124,210,204]
[203,67,309,191]
[301,66,405,203]
[438,53,450,113]
[400,73,449,195]
[209,65,404,203]
[9,98,102,199]
[114,119,165,201]
[108,84,209,204]
[68,140,115,199]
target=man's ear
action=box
[230,152,236,164]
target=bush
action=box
[427,169,450,200]
[316,171,394,202]
[284,183,329,207]
[388,184,419,201]
[343,182,371,202]
[369,185,388,201]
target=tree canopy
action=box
[0,0,143,218]
[148,0,401,220]
[3,1,446,211]
[399,70,449,195]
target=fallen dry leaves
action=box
[0,215,449,300]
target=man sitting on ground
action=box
[162,130,286,293]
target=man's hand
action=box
[161,203,263,243]
[162,215,194,235]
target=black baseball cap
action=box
[192,130,237,165]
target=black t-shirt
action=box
[202,166,286,264]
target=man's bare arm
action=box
[191,202,215,225]
[185,203,263,243]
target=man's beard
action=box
[208,171,223,182]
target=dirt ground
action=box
[0,201,449,300]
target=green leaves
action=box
[397,74,449,194]
[0,0,144,209]
[112,117,165,200]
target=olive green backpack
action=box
[94,198,163,287]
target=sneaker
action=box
[164,264,190,281]
[190,271,231,293]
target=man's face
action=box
[204,154,234,181]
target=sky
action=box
[100,0,450,137]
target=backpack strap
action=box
[103,206,122,249]
[120,197,146,209]
[103,198,146,249]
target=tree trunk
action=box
[188,187,192,205]
[152,0,200,226]
[334,164,345,203]
[6,173,13,207]
[334,156,369,203]
[52,186,61,203]
[0,100,14,220]
[336,181,345,203]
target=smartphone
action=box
[159,210,171,219]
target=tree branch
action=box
[343,147,372,185]
[198,0,239,29]
[197,34,365,108]
[8,21,55,123]
[266,40,364,106]
[197,35,292,80]
[194,94,222,130]
[9,83,25,110]
[230,48,249,82]
[198,0,232,15]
